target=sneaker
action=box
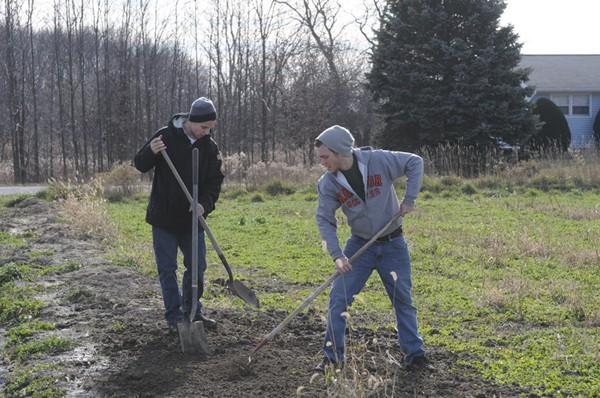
[313,358,342,373]
[405,355,435,371]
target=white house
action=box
[520,54,600,148]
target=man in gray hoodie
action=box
[314,125,430,372]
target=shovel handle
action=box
[190,148,199,322]
[252,208,405,354]
[160,150,235,282]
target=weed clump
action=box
[263,180,295,196]
[461,183,478,195]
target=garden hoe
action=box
[160,150,259,308]
[235,209,406,375]
[177,148,211,355]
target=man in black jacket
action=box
[134,97,225,331]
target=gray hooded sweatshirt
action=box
[316,147,424,261]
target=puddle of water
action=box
[57,343,111,398]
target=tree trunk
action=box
[28,0,40,181]
[54,0,68,179]
[78,0,89,176]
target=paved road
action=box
[0,185,48,196]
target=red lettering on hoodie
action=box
[367,175,383,187]
[335,188,353,205]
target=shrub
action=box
[60,191,118,242]
[45,177,103,201]
[98,162,141,201]
[421,175,442,193]
[250,193,264,203]
[594,109,600,148]
[531,98,571,152]
[263,180,295,196]
[439,175,462,187]
[222,187,248,200]
[461,183,478,195]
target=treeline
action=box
[1,0,376,183]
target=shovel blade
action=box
[228,280,260,308]
[177,320,211,355]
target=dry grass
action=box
[222,152,323,189]
[296,339,405,398]
[476,286,510,311]
[476,277,532,314]
[516,233,552,260]
[95,162,142,201]
[420,145,600,191]
[57,179,118,243]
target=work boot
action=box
[187,312,217,330]
[166,320,179,334]
[405,355,435,372]
[197,313,217,330]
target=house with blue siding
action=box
[520,55,600,148]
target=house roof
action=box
[519,54,600,92]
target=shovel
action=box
[242,208,406,369]
[177,148,211,354]
[160,150,259,308]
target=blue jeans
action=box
[323,235,425,364]
[152,226,207,323]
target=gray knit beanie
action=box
[315,125,355,156]
[188,97,217,123]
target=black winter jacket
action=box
[134,114,225,232]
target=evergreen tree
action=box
[531,98,571,151]
[367,0,536,151]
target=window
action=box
[572,95,590,115]
[550,94,592,116]
[551,95,570,115]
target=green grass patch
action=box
[0,231,27,248]
[0,263,35,285]
[0,283,45,326]
[11,336,72,361]
[3,194,30,207]
[29,249,56,259]
[109,321,127,333]
[3,364,65,398]
[37,262,82,276]
[5,320,56,346]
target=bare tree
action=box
[53,0,68,179]
[65,0,82,175]
[276,0,345,83]
[27,0,40,180]
[5,0,24,182]
[77,0,89,176]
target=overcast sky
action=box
[501,0,600,54]
[28,0,600,55]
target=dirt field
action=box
[0,198,529,397]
